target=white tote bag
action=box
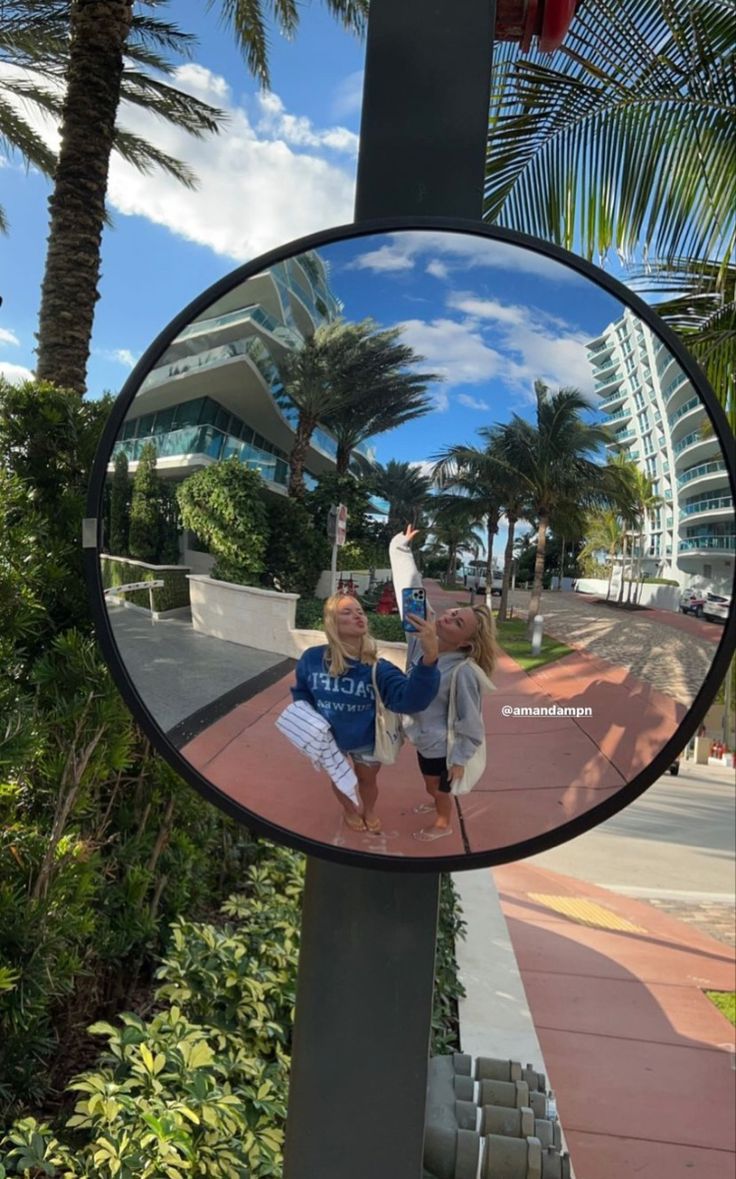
[446,660,487,796]
[371,662,404,765]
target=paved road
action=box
[505,589,719,707]
[525,759,736,945]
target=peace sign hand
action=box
[404,523,420,544]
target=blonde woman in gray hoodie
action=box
[390,525,497,841]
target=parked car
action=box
[679,587,707,617]
[702,591,732,623]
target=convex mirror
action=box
[85,220,736,870]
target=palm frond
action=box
[485,0,736,268]
[111,127,198,188]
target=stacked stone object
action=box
[424,1054,571,1179]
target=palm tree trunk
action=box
[498,514,517,623]
[484,519,497,609]
[606,545,616,601]
[335,441,351,476]
[558,535,566,590]
[288,414,317,499]
[36,0,134,394]
[526,515,548,634]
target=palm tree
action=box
[428,497,486,585]
[580,509,627,602]
[318,320,440,474]
[279,322,362,499]
[431,442,509,609]
[368,460,433,534]
[484,0,735,413]
[27,0,367,394]
[487,381,615,633]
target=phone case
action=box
[402,587,427,632]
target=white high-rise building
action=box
[587,308,734,592]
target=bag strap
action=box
[447,659,468,739]
[371,661,386,717]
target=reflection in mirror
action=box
[99,230,734,860]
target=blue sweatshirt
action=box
[291,644,440,753]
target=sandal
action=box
[363,816,382,833]
[412,827,453,842]
[343,812,367,832]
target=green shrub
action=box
[176,460,269,586]
[261,496,330,596]
[108,450,131,557]
[643,577,680,585]
[294,597,407,644]
[128,441,164,564]
[100,556,190,613]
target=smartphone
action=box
[402,587,427,632]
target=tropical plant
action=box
[368,459,433,535]
[431,438,511,609]
[128,440,163,563]
[485,381,615,631]
[261,493,331,596]
[484,0,735,413]
[317,319,439,475]
[108,449,131,556]
[579,508,626,600]
[27,0,368,394]
[424,511,485,585]
[175,458,269,584]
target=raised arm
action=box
[389,525,423,619]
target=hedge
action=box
[101,555,191,613]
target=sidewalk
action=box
[486,862,736,1179]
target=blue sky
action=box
[0,1,366,391]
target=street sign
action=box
[327,503,348,546]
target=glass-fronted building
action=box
[112,251,374,495]
[587,308,734,592]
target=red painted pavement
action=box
[180,582,687,859]
[493,862,736,1179]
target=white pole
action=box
[530,614,544,656]
[330,541,338,596]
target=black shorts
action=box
[416,751,451,793]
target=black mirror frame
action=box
[83,215,736,873]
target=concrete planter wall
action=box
[187,574,408,665]
[574,578,682,612]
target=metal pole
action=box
[284,3,496,1176]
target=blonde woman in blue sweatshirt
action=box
[390,526,497,841]
[291,593,440,833]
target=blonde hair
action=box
[322,594,378,678]
[463,604,498,679]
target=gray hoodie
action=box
[389,532,490,764]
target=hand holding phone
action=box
[402,587,427,632]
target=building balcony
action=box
[594,371,624,394]
[677,460,729,494]
[111,424,290,488]
[605,406,633,424]
[672,430,719,465]
[667,395,702,436]
[606,431,637,448]
[598,387,629,411]
[663,371,690,403]
[678,534,736,555]
[679,495,734,525]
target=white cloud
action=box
[97,347,138,369]
[457,393,491,410]
[350,231,583,283]
[0,361,34,384]
[350,244,415,272]
[0,62,356,263]
[332,70,364,118]
[446,290,596,398]
[0,328,20,347]
[398,318,503,387]
[256,91,358,155]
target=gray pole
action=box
[283,3,496,1177]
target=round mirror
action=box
[85,220,735,869]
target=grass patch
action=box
[705,991,736,1026]
[494,617,572,672]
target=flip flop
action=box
[343,813,367,832]
[411,803,436,814]
[412,827,453,842]
[364,816,382,833]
